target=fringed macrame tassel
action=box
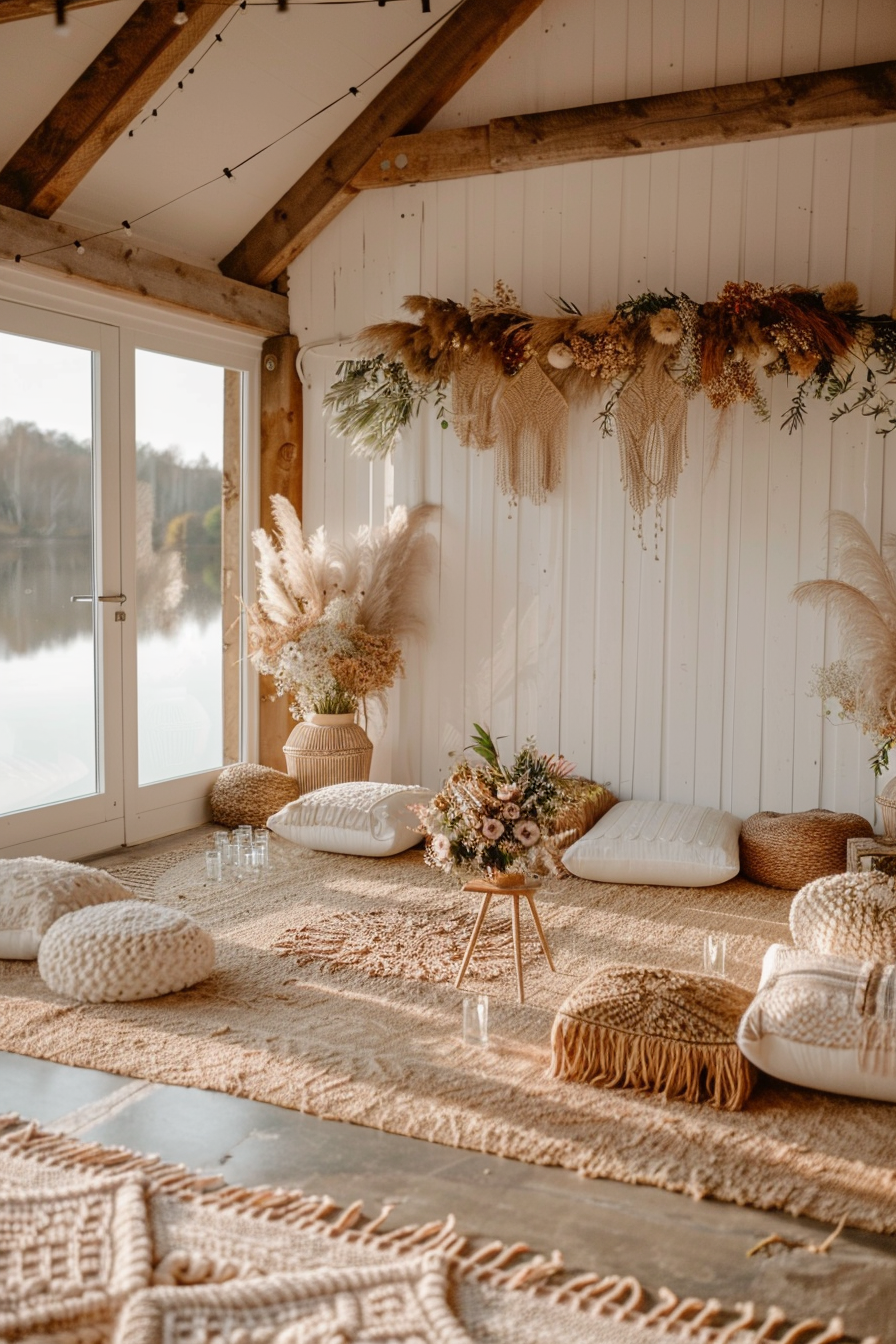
[616,345,687,537]
[550,1013,757,1112]
[495,359,568,504]
[451,355,504,450]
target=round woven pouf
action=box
[790,870,896,961]
[38,901,214,1003]
[210,763,299,829]
[740,809,873,890]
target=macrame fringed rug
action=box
[452,355,503,452]
[616,346,688,549]
[0,1114,877,1344]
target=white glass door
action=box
[0,301,124,859]
[120,336,243,845]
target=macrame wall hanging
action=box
[323,280,896,542]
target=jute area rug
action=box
[0,1114,875,1344]
[1,841,895,1235]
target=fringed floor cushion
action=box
[551,966,757,1111]
[790,871,896,962]
[740,809,873,889]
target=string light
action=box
[12,0,462,268]
[129,1,246,136]
[54,0,68,31]
[174,0,189,24]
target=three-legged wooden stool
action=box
[454,875,555,1004]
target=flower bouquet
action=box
[415,724,575,880]
[245,497,435,724]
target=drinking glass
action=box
[463,994,489,1047]
[205,849,222,881]
[214,831,232,865]
[237,844,262,881]
[252,830,269,866]
[703,933,727,977]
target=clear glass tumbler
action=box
[463,994,489,1047]
[252,830,269,866]
[703,933,727,977]
[237,844,261,881]
[214,831,232,865]
[205,849,222,881]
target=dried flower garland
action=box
[324,281,896,529]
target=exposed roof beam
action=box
[351,59,896,189]
[219,0,544,287]
[0,0,121,22]
[0,0,224,217]
[0,203,289,334]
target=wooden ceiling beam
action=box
[0,0,224,217]
[0,0,121,22]
[219,0,544,287]
[351,59,896,189]
[0,203,289,334]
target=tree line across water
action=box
[0,418,222,542]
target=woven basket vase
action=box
[877,775,896,837]
[283,714,373,795]
[740,809,874,890]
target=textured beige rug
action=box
[0,1114,875,1344]
[2,841,896,1235]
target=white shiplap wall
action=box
[289,0,896,824]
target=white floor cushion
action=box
[267,782,433,857]
[0,857,135,960]
[562,800,741,887]
[737,943,896,1104]
[38,901,215,1003]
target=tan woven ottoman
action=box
[210,763,299,829]
[740,809,873,890]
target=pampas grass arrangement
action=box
[793,511,896,773]
[246,498,437,723]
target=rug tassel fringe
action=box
[0,1116,875,1343]
[550,1015,757,1111]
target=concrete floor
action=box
[2,828,895,1339]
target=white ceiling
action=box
[0,0,473,268]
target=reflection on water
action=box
[0,539,224,815]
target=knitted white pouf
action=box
[38,901,215,1003]
[0,857,135,960]
[790,870,896,962]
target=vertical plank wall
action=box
[288,0,896,823]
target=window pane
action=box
[135,350,239,786]
[0,331,98,815]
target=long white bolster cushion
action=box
[267,782,433,857]
[562,799,741,887]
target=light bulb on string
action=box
[173,0,189,24]
[121,221,132,236]
[55,0,68,33]
[73,241,85,255]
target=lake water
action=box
[0,540,223,817]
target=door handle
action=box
[71,594,127,604]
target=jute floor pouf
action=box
[790,870,896,962]
[210,763,299,829]
[551,965,757,1111]
[740,809,873,890]
[38,901,215,1003]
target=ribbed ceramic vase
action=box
[283,712,373,794]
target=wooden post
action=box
[222,369,242,767]
[258,334,302,769]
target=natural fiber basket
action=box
[740,809,873,890]
[536,779,618,876]
[210,764,299,830]
[283,716,373,794]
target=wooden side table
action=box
[455,875,555,1004]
